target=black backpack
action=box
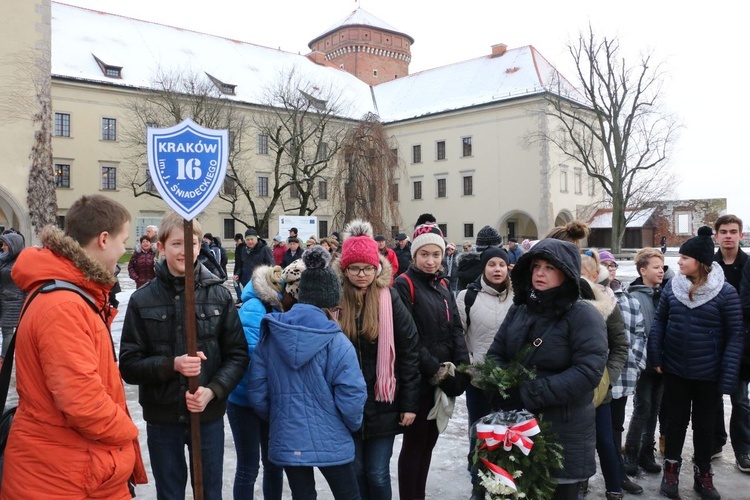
[463,281,481,329]
[0,280,99,486]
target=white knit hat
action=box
[411,223,446,258]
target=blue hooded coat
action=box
[248,303,367,466]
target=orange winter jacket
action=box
[1,226,147,499]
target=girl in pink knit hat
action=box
[335,219,421,500]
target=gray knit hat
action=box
[476,225,502,249]
[297,245,341,309]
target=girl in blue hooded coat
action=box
[249,246,367,500]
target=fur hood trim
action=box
[40,225,116,285]
[251,265,284,311]
[581,277,616,319]
[342,219,373,240]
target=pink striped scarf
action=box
[375,287,396,403]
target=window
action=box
[54,164,70,188]
[316,142,328,162]
[318,179,328,200]
[223,218,235,239]
[205,72,236,95]
[373,69,378,77]
[319,220,329,239]
[438,223,448,237]
[436,141,446,160]
[676,212,691,235]
[56,215,65,229]
[135,217,163,238]
[144,172,155,193]
[462,137,472,157]
[102,118,117,141]
[101,166,117,190]
[390,148,398,164]
[413,181,422,200]
[369,185,377,203]
[574,169,583,194]
[464,223,474,238]
[257,176,269,197]
[588,177,597,197]
[54,113,70,137]
[258,134,269,155]
[228,130,237,151]
[223,177,236,196]
[437,178,447,198]
[412,145,422,164]
[290,184,299,199]
[391,226,399,239]
[463,175,473,196]
[559,167,568,193]
[391,182,399,202]
[92,54,122,79]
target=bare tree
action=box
[331,113,402,236]
[544,27,679,252]
[122,68,247,200]
[221,68,352,235]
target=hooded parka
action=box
[2,226,147,499]
[486,238,608,480]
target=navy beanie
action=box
[481,246,510,269]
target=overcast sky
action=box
[62,0,749,225]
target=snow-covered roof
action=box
[588,208,656,229]
[310,8,413,47]
[373,46,575,122]
[51,3,377,120]
[50,3,577,124]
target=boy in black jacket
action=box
[120,211,249,500]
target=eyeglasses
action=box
[347,266,377,276]
[607,263,619,270]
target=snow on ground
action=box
[28,251,750,498]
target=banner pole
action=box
[183,219,204,500]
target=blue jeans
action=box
[285,463,361,500]
[146,419,224,500]
[465,384,492,482]
[353,435,395,500]
[625,370,664,449]
[595,403,621,493]
[227,402,284,500]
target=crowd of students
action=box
[1,198,749,500]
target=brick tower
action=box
[308,8,413,86]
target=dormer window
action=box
[205,72,236,96]
[92,54,122,79]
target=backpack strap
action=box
[400,273,416,305]
[464,284,480,329]
[0,280,100,411]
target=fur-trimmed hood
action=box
[580,277,617,319]
[250,265,284,311]
[12,225,116,304]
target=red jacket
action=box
[381,248,399,286]
[3,226,147,499]
[273,243,287,266]
[127,248,156,288]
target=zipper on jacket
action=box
[443,298,450,322]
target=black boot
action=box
[623,445,639,476]
[693,465,721,500]
[605,493,624,500]
[638,442,662,473]
[660,459,681,499]
[621,475,644,495]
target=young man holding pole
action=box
[120,211,248,499]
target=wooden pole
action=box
[183,219,204,500]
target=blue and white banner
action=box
[147,118,228,221]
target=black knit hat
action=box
[481,246,510,268]
[297,245,341,309]
[245,228,258,238]
[679,226,715,267]
[476,225,502,249]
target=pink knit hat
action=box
[341,219,380,270]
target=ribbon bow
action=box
[479,457,517,491]
[476,418,540,456]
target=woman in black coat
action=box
[486,238,608,500]
[336,220,420,500]
[0,232,26,366]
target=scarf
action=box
[375,287,397,403]
[671,262,726,309]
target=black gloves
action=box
[495,386,524,411]
[440,371,471,397]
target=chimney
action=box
[491,43,508,58]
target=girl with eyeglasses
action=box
[335,220,421,500]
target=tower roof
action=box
[308,7,414,48]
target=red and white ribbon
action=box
[476,418,540,456]
[479,457,517,491]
